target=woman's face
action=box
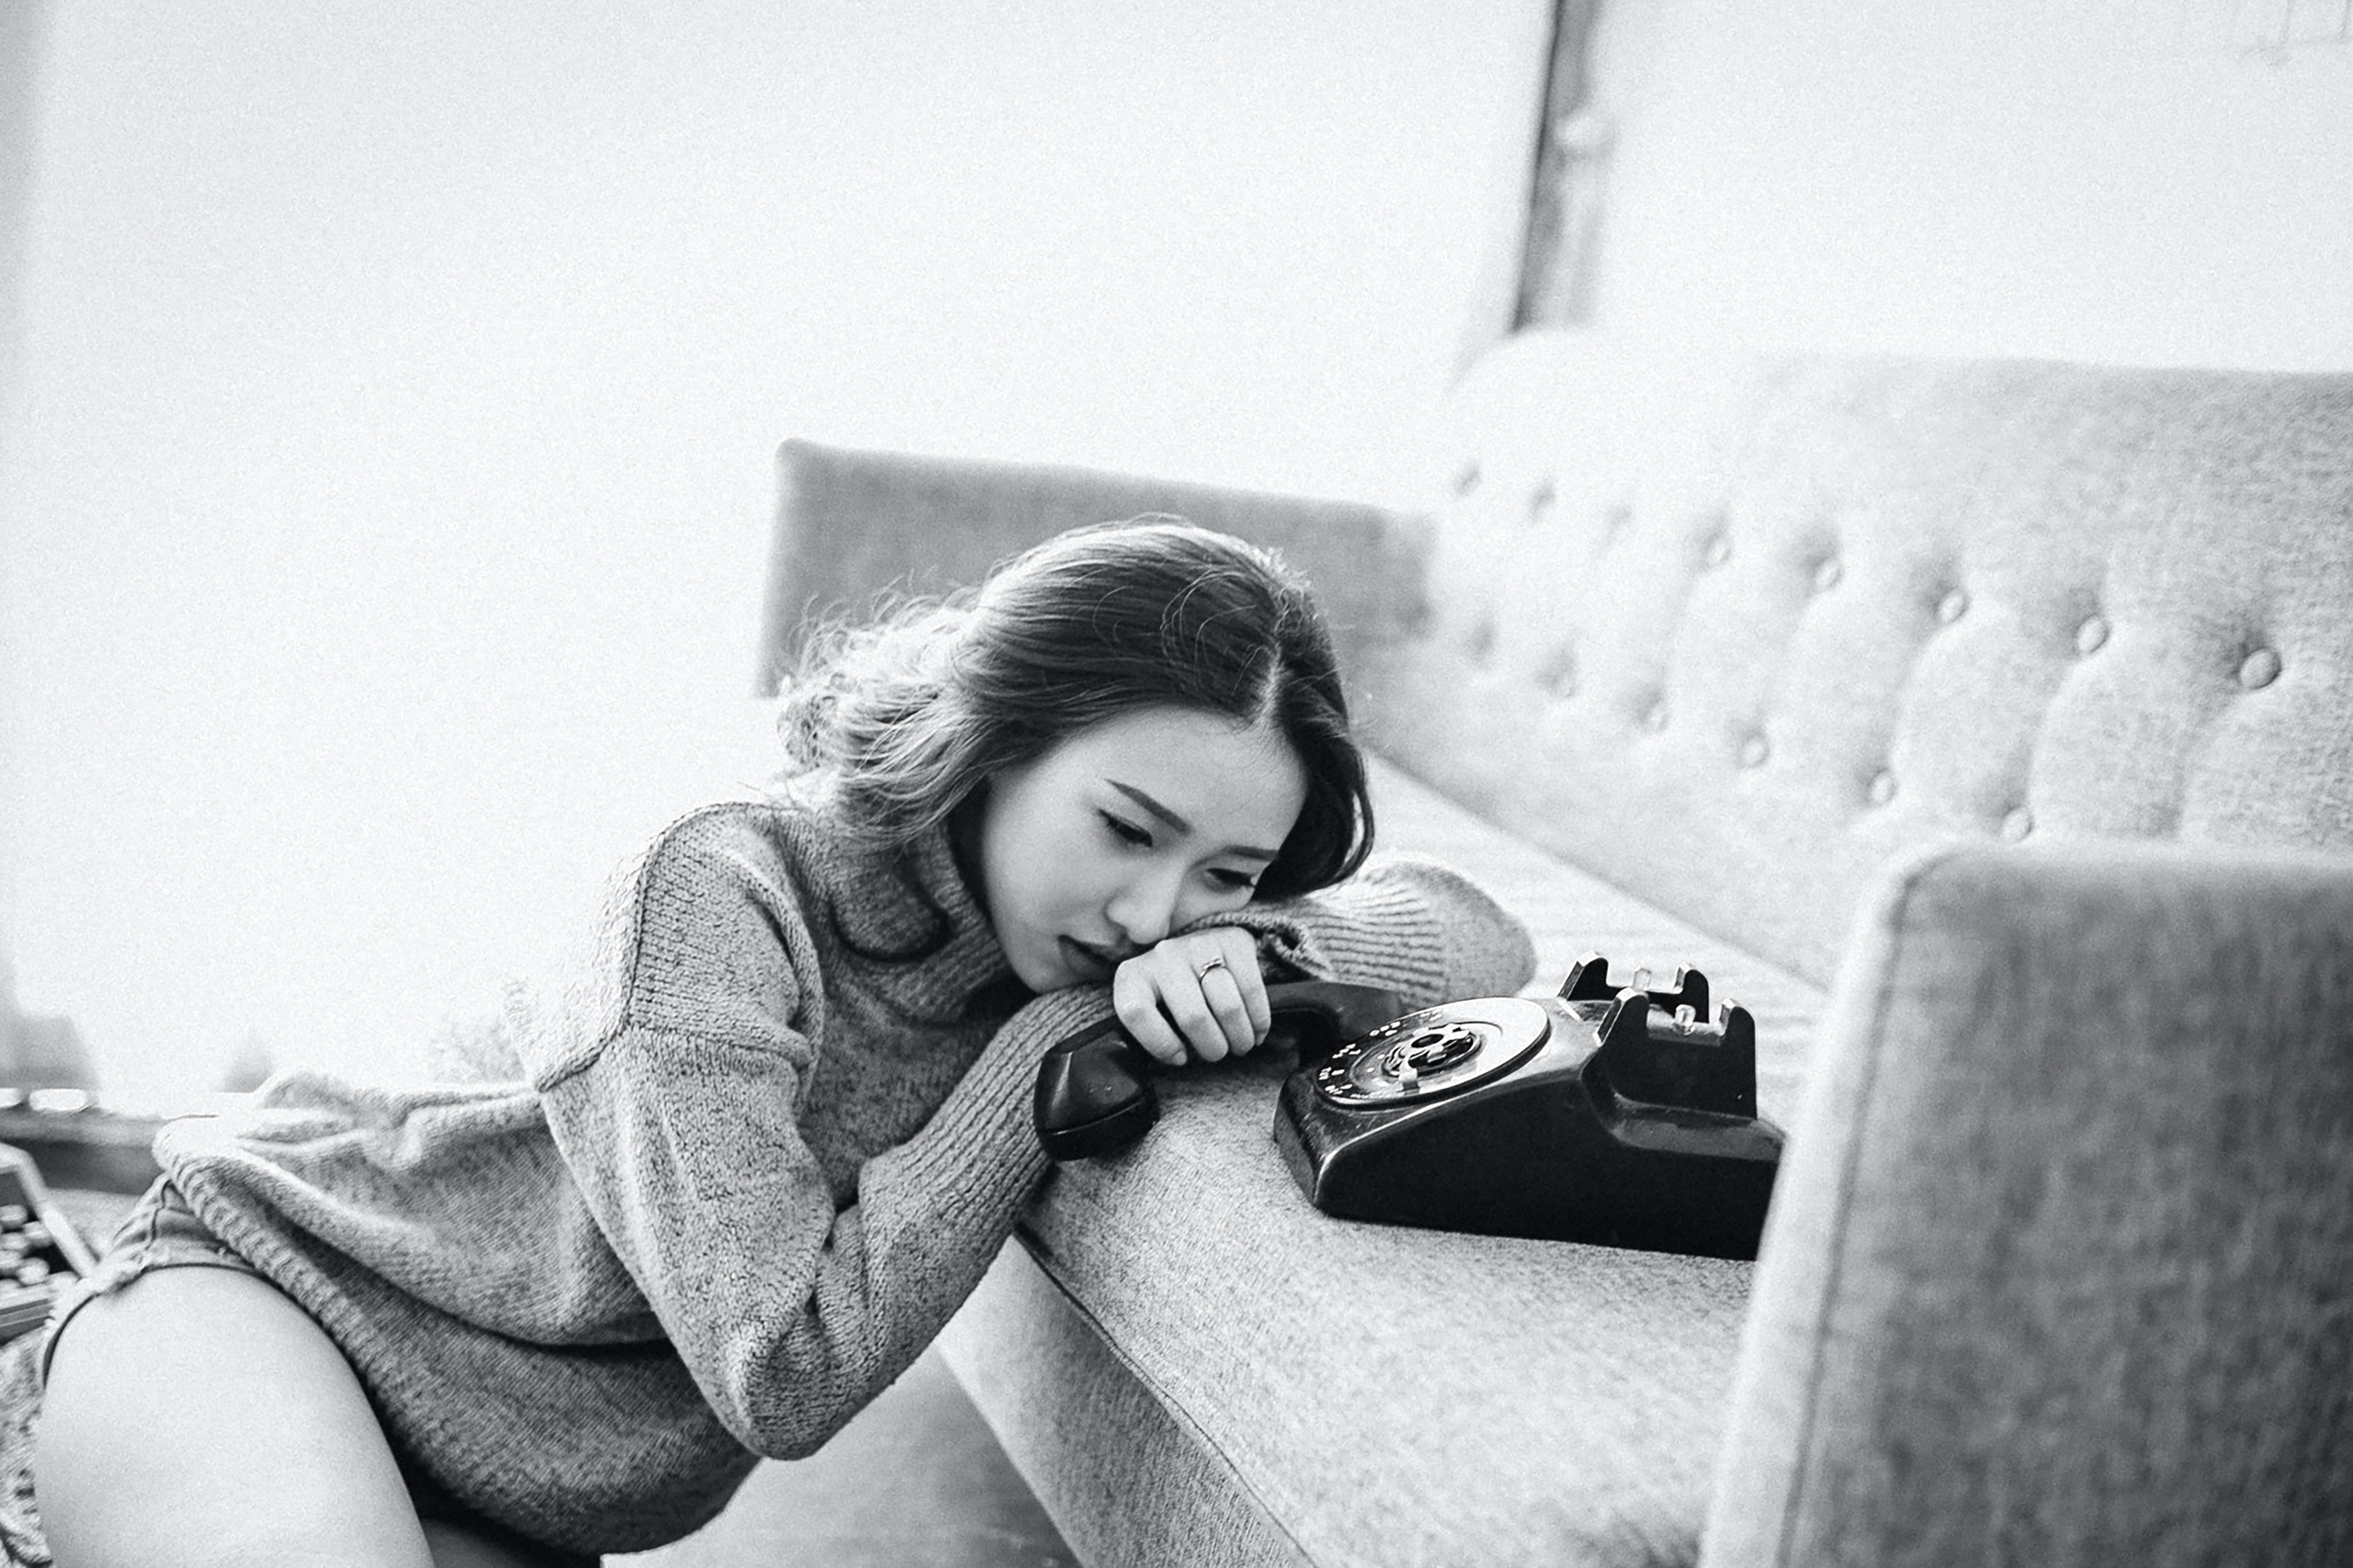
[974,706,1309,992]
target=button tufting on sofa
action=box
[1536,645,1577,698]
[2075,615,2110,655]
[1811,556,1843,592]
[1528,481,1555,523]
[824,338,2353,1568]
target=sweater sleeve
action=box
[1208,852,1538,1007]
[529,812,1112,1460]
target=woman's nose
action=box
[1105,867,1186,950]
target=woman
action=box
[19,519,1532,1565]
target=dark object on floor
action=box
[0,1142,100,1342]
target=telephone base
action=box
[1272,959,1783,1261]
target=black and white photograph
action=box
[1,3,2348,1563]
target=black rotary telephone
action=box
[1033,953,1784,1261]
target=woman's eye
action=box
[1209,869,1261,894]
[1100,812,1152,849]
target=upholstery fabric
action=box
[760,439,1426,701]
[765,335,2353,1567]
[940,759,1827,1568]
[1704,839,2353,1567]
[1370,332,2353,985]
[1364,757,1827,1127]
[940,1247,1316,1568]
[960,1063,1751,1568]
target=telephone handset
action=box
[1035,953,1786,1261]
[1032,980,1406,1162]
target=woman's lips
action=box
[1059,936,1127,982]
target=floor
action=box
[614,1348,1076,1568]
[45,1183,1076,1568]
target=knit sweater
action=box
[141,799,1532,1554]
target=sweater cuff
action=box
[1207,855,1535,1010]
[1249,872,1448,1001]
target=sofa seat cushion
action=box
[942,758,1828,1567]
[1360,757,1828,1128]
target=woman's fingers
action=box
[1112,930,1267,1065]
[1111,960,1190,1066]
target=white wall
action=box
[1584,0,2353,369]
[0,2,52,1025]
[3,1,1552,1100]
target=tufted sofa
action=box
[758,330,2353,1567]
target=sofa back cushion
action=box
[1359,331,2353,985]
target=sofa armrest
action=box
[1703,839,2353,1568]
[756,439,1429,695]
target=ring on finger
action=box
[1194,954,1228,980]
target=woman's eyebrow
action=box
[1108,781,1281,862]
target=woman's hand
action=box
[1111,927,1270,1067]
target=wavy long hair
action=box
[774,517,1373,903]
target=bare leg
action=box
[37,1266,435,1568]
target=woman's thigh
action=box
[36,1264,437,1568]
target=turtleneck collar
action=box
[815,815,1025,1022]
